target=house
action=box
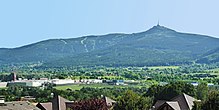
[20,96,36,102]
[153,93,199,110]
[52,95,70,110]
[36,102,52,110]
[0,96,40,110]
[37,95,69,110]
[157,101,181,110]
[36,95,116,110]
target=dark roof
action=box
[36,95,69,110]
[172,93,197,110]
[153,100,166,109]
[66,99,108,110]
[36,102,52,110]
[153,93,197,110]
[0,101,40,110]
[36,95,116,110]
[52,95,69,110]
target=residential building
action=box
[153,93,199,110]
[36,95,116,110]
[0,96,40,110]
[37,95,69,110]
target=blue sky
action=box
[0,0,219,48]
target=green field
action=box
[54,83,143,90]
[0,87,7,90]
[207,68,219,77]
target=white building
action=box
[0,82,7,88]
[7,80,46,87]
[51,79,75,85]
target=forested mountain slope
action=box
[1,25,219,67]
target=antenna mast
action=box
[157,20,160,26]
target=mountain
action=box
[0,34,129,64]
[197,47,219,64]
[1,25,219,67]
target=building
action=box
[20,96,36,102]
[0,96,40,110]
[36,102,52,110]
[0,101,40,110]
[103,80,124,85]
[36,95,116,110]
[152,93,199,110]
[51,79,75,86]
[191,82,199,86]
[7,80,42,87]
[37,95,69,110]
[0,82,7,88]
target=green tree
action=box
[115,90,152,110]
[137,96,153,110]
[192,101,202,110]
[145,81,196,101]
[201,90,219,110]
[196,82,208,100]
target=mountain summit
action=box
[146,25,176,34]
[1,25,219,67]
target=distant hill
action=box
[0,34,129,64]
[197,47,219,64]
[1,25,219,67]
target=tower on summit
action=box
[157,20,160,26]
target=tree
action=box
[192,101,202,110]
[144,84,162,100]
[201,90,219,110]
[137,96,153,110]
[196,82,208,100]
[114,90,152,110]
[145,81,196,101]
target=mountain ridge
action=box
[1,25,217,49]
[1,25,219,67]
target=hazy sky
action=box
[1,0,219,48]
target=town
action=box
[0,65,218,110]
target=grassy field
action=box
[55,84,83,90]
[148,66,179,70]
[207,68,219,77]
[54,83,143,90]
[0,87,7,90]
